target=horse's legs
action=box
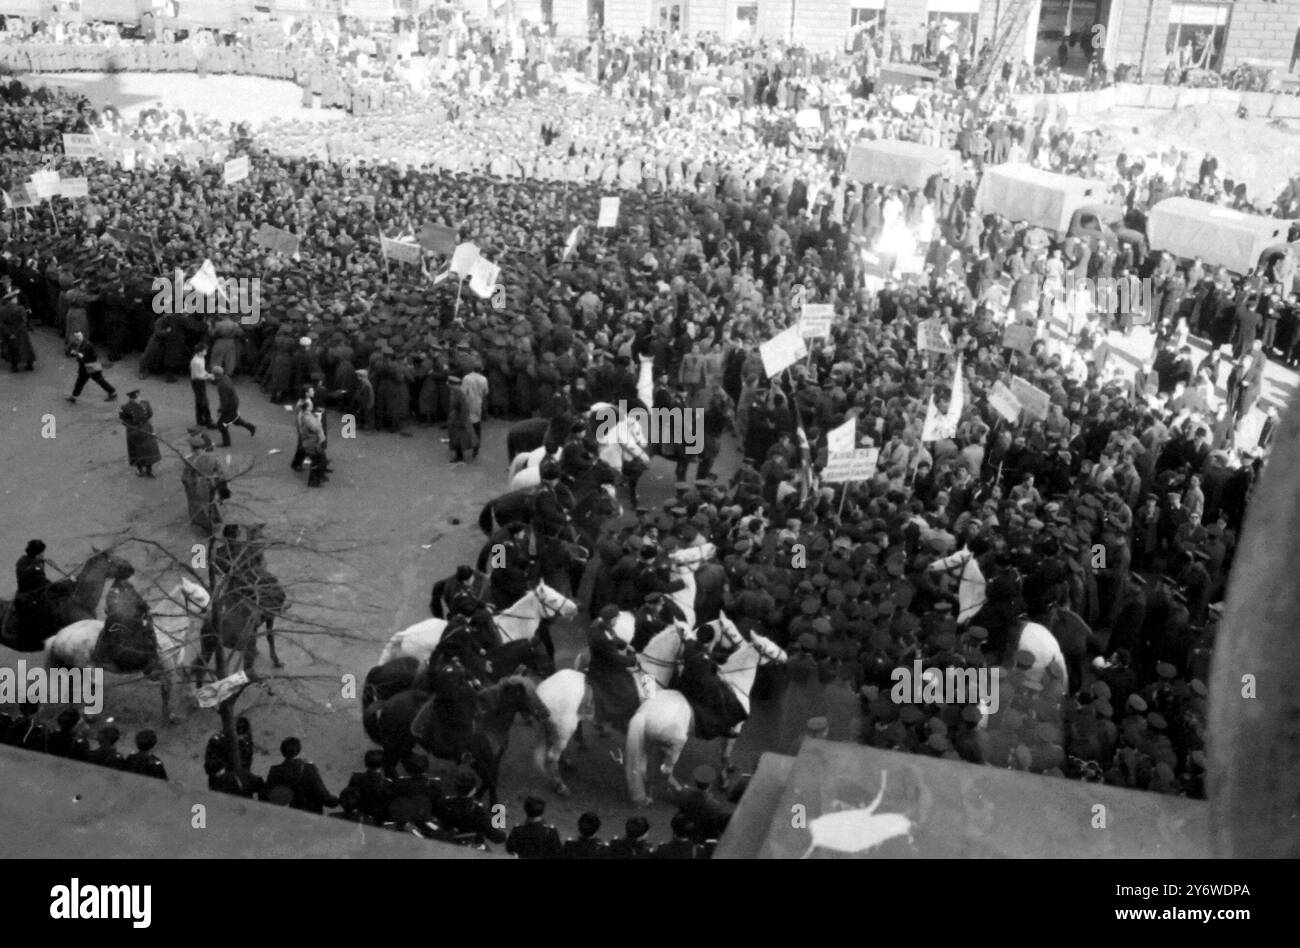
[265,615,283,669]
[662,739,687,793]
[720,735,739,786]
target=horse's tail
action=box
[478,501,495,536]
[625,700,653,806]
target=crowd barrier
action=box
[1013,82,1300,121]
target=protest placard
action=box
[795,108,823,129]
[62,133,98,159]
[188,260,221,297]
[56,177,89,199]
[255,223,301,257]
[105,227,156,256]
[800,303,835,339]
[821,449,879,484]
[827,416,857,454]
[598,196,620,228]
[450,242,480,276]
[759,326,808,378]
[29,170,59,199]
[3,188,36,210]
[987,380,1023,423]
[468,256,500,299]
[917,318,953,353]
[1010,376,1051,421]
[223,155,250,185]
[380,236,422,265]
[416,222,458,255]
[1001,323,1036,353]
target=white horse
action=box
[43,575,211,723]
[625,612,787,806]
[666,542,715,632]
[1014,620,1070,693]
[376,581,576,668]
[508,446,558,491]
[533,622,693,797]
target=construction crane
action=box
[968,0,1036,91]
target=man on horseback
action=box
[485,523,532,610]
[96,563,154,672]
[531,461,578,579]
[630,591,686,653]
[431,565,485,618]
[586,604,641,732]
[675,622,749,741]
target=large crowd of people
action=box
[2,6,1298,853]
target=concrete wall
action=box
[796,0,854,52]
[605,0,650,35]
[550,0,589,35]
[755,0,793,41]
[689,0,729,38]
[0,746,496,859]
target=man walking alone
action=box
[212,367,256,447]
[65,331,117,404]
[191,343,215,429]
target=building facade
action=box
[539,0,1300,75]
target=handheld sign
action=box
[1001,324,1036,354]
[800,303,835,339]
[598,196,620,228]
[795,108,823,130]
[255,223,301,257]
[760,326,808,378]
[1009,376,1051,421]
[223,156,250,186]
[62,133,98,159]
[56,177,89,199]
[468,256,501,299]
[416,222,458,255]
[987,380,1023,423]
[828,416,857,454]
[917,318,953,353]
[380,236,422,266]
[821,449,880,484]
[29,170,59,199]
[449,242,480,276]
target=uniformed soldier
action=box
[506,795,562,859]
[263,737,339,814]
[346,749,395,823]
[85,724,126,769]
[608,816,654,859]
[12,539,51,635]
[560,811,610,859]
[653,813,702,859]
[438,767,507,845]
[123,730,168,780]
[46,708,90,761]
[671,765,735,844]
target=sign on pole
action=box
[223,155,250,185]
[56,177,89,199]
[800,303,835,339]
[821,449,880,484]
[62,133,99,159]
[1001,323,1036,353]
[29,170,59,199]
[468,256,500,299]
[1009,376,1051,421]
[255,223,301,257]
[827,416,857,454]
[759,326,808,378]
[380,236,422,265]
[449,241,480,276]
[416,222,458,255]
[918,318,953,353]
[598,196,620,228]
[987,380,1023,423]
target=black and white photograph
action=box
[0,0,1290,918]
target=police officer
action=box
[608,816,654,859]
[85,724,126,769]
[124,730,168,780]
[46,708,90,760]
[11,539,51,636]
[560,811,610,859]
[438,767,507,846]
[506,795,562,859]
[346,749,395,823]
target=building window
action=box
[927,12,976,58]
[851,8,881,27]
[1166,2,1232,71]
[737,3,757,23]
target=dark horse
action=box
[0,549,134,652]
[362,675,549,804]
[361,638,555,710]
[505,416,568,463]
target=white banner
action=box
[450,241,480,276]
[62,133,99,159]
[598,196,620,228]
[759,326,808,378]
[795,108,823,129]
[800,303,835,339]
[29,170,59,199]
[918,318,953,353]
[821,449,879,484]
[57,177,89,199]
[1010,376,1051,421]
[987,380,1023,423]
[223,155,250,185]
[828,416,857,454]
[195,670,250,709]
[468,256,500,299]
[380,236,422,265]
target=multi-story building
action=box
[535,0,1300,76]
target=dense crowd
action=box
[2,12,1297,836]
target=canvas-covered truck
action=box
[845,139,963,190]
[974,163,1109,234]
[1147,196,1300,279]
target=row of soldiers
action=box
[0,706,167,780]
